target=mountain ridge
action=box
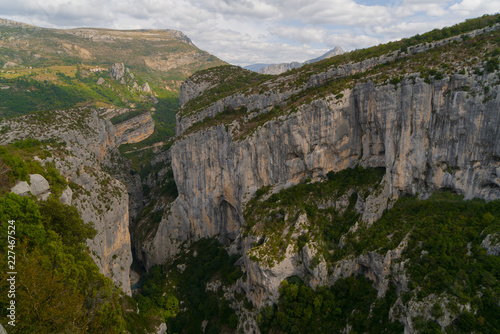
[244,46,344,75]
[135,14,500,333]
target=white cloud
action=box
[0,0,498,66]
[326,33,382,50]
[294,0,394,26]
[450,0,500,16]
[270,25,327,44]
[198,0,280,19]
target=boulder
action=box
[110,63,125,80]
[11,181,30,196]
[59,186,73,205]
[29,174,50,196]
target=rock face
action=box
[166,73,500,258]
[99,108,155,146]
[482,234,500,256]
[0,109,138,295]
[179,77,216,107]
[113,112,155,146]
[140,25,500,311]
[110,63,125,80]
[11,174,52,200]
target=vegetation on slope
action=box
[259,276,403,334]
[0,193,125,333]
[0,65,173,118]
[180,65,272,116]
[0,138,68,195]
[245,166,500,333]
[0,139,131,332]
[0,20,225,94]
[179,14,500,139]
[244,167,386,267]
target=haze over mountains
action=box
[244,46,344,74]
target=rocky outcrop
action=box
[29,174,50,196]
[179,77,217,107]
[99,108,155,146]
[11,181,30,196]
[11,174,51,200]
[110,63,125,80]
[113,112,155,146]
[0,108,137,295]
[143,66,500,306]
[482,234,500,256]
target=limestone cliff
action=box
[141,22,500,311]
[0,109,138,295]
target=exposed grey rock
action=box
[303,46,345,64]
[29,174,50,196]
[112,112,155,146]
[110,63,125,80]
[179,77,217,107]
[257,61,302,75]
[96,77,105,85]
[59,186,73,205]
[0,109,135,295]
[243,63,272,72]
[11,181,30,196]
[38,191,51,201]
[154,323,167,334]
[2,61,17,68]
[142,82,151,93]
[0,323,8,334]
[482,234,500,256]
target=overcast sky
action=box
[1,0,499,66]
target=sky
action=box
[0,0,499,66]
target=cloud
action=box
[0,0,114,27]
[198,0,280,19]
[0,0,498,66]
[270,25,327,44]
[291,0,394,26]
[326,33,381,50]
[450,0,500,16]
[394,3,449,17]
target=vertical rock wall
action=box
[0,109,136,295]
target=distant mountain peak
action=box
[244,46,345,75]
[303,46,344,64]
